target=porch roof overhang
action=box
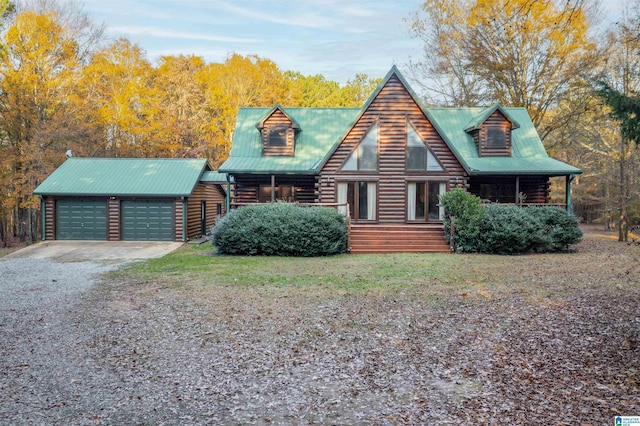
[464,157,583,177]
[219,157,320,175]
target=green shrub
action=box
[212,203,348,256]
[439,189,486,252]
[479,205,542,254]
[440,189,582,254]
[477,205,581,254]
[527,206,583,251]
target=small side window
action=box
[487,127,506,148]
[268,127,288,147]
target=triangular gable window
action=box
[407,123,444,171]
[342,123,378,171]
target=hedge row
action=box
[212,203,348,256]
[441,189,582,254]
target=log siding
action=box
[186,183,226,239]
[174,199,183,242]
[318,75,467,223]
[44,196,55,240]
[107,198,120,241]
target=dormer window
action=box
[487,127,506,148]
[268,127,288,147]
[465,104,517,157]
[257,105,300,157]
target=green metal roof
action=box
[464,103,520,131]
[200,171,232,183]
[256,104,301,130]
[219,107,361,174]
[427,107,582,176]
[221,66,581,177]
[34,158,211,197]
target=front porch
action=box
[468,175,577,211]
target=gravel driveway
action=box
[0,259,123,425]
[1,232,638,425]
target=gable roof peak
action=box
[359,64,425,112]
[464,103,521,132]
[255,103,301,130]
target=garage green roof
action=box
[34,158,211,197]
[219,108,361,174]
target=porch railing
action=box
[480,200,567,208]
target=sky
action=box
[82,0,626,85]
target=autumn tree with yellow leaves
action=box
[75,37,157,157]
[0,9,84,243]
[0,4,380,245]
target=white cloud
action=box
[211,0,340,30]
[81,0,424,83]
[106,25,262,44]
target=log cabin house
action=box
[219,66,582,253]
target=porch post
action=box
[225,174,231,213]
[40,196,45,241]
[515,176,520,205]
[565,174,575,213]
[271,174,276,202]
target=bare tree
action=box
[407,0,601,138]
[15,0,105,63]
[595,4,640,241]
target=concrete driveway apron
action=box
[3,241,184,261]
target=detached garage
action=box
[33,158,227,242]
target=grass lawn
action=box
[95,225,639,424]
[112,225,634,300]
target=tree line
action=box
[0,1,380,245]
[1,0,639,246]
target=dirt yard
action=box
[1,225,639,425]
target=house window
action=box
[407,123,444,171]
[479,182,515,203]
[268,127,288,147]
[407,181,446,221]
[342,124,378,171]
[337,181,376,221]
[278,185,295,202]
[486,127,506,148]
[258,184,295,202]
[258,185,272,202]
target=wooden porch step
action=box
[349,223,450,254]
